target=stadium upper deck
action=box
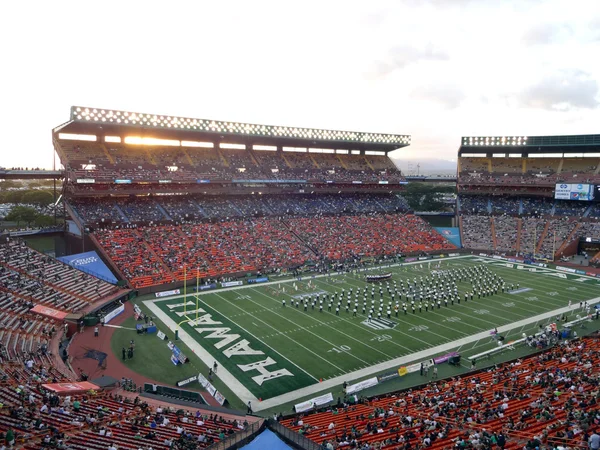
[457,134,600,194]
[53,107,409,190]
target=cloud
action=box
[410,84,466,109]
[372,44,449,77]
[589,17,600,41]
[518,70,599,110]
[521,23,572,46]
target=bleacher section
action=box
[86,201,453,288]
[0,355,250,449]
[280,336,600,450]
[58,139,405,184]
[459,156,600,186]
[0,240,121,366]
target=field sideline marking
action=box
[143,299,259,406]
[143,255,600,411]
[250,295,600,412]
[146,255,474,302]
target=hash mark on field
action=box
[252,322,258,326]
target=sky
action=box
[1,0,600,173]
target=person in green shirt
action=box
[5,429,15,446]
[73,400,81,411]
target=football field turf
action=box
[144,256,600,407]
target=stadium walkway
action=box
[69,302,222,408]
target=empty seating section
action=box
[490,197,520,215]
[460,157,489,173]
[521,198,553,215]
[283,152,317,169]
[161,197,205,221]
[459,155,600,185]
[526,157,560,175]
[72,194,411,224]
[0,241,118,311]
[114,198,167,222]
[366,155,398,171]
[343,154,371,171]
[554,200,588,217]
[61,142,111,167]
[561,158,598,174]
[198,198,243,219]
[61,138,408,184]
[70,198,123,223]
[587,204,600,219]
[491,158,522,174]
[459,196,488,214]
[281,337,600,450]
[221,148,257,168]
[0,241,120,364]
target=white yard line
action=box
[143,255,600,412]
[251,295,600,412]
[209,293,342,375]
[143,299,259,406]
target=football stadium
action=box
[0,102,599,450]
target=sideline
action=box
[144,255,600,411]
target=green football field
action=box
[143,256,600,406]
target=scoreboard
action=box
[554,183,595,201]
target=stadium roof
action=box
[55,106,410,152]
[459,134,600,155]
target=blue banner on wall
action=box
[434,227,462,248]
[57,251,118,284]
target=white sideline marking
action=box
[143,256,600,412]
[144,300,259,406]
[252,295,600,412]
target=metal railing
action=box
[205,418,325,450]
[205,419,264,450]
[267,419,323,450]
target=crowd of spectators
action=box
[292,214,454,261]
[0,353,251,449]
[95,227,176,288]
[492,215,519,253]
[460,215,493,249]
[281,336,600,450]
[60,140,406,184]
[93,213,452,288]
[459,193,600,256]
[71,194,411,225]
[459,197,489,215]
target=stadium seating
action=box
[290,214,454,261]
[59,138,406,185]
[0,353,249,449]
[280,336,600,450]
[492,215,519,253]
[0,239,121,366]
[92,210,451,288]
[460,215,492,249]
